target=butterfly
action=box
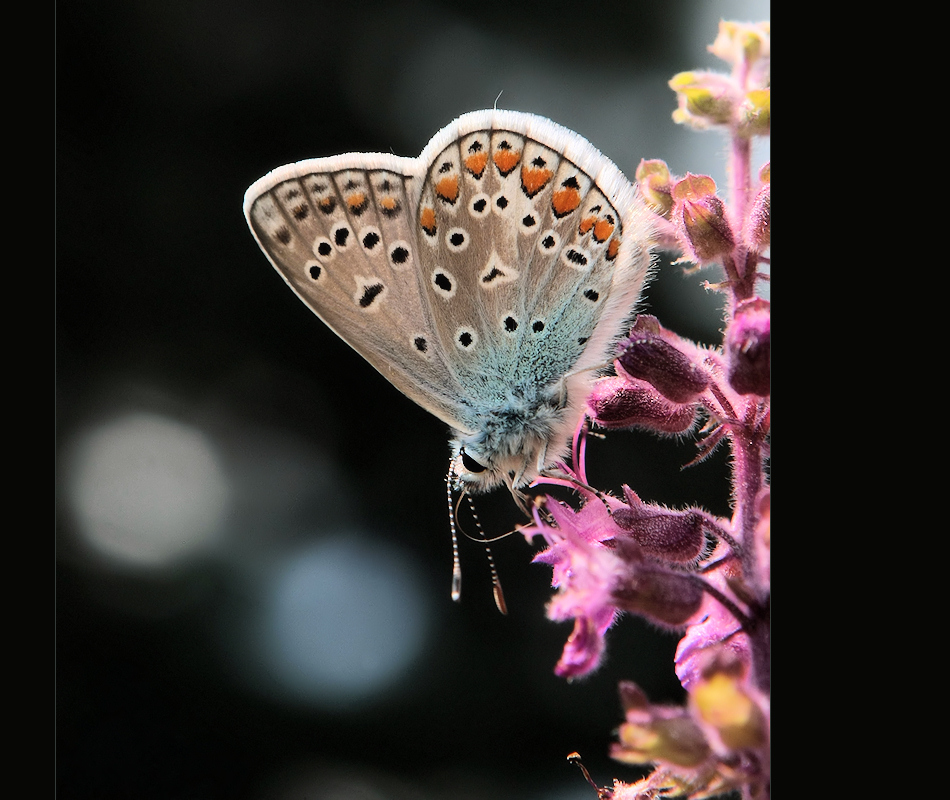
[244,110,654,599]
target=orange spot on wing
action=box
[464,151,489,178]
[436,176,459,203]
[420,207,437,236]
[552,187,581,217]
[593,219,615,242]
[379,196,401,217]
[346,191,367,212]
[606,237,621,261]
[521,166,553,198]
[318,196,336,214]
[579,215,596,235]
[493,149,521,176]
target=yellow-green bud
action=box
[708,20,771,68]
[635,159,674,218]
[737,88,770,137]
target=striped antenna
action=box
[465,494,507,615]
[446,469,462,603]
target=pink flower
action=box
[528,492,626,678]
[527,479,730,678]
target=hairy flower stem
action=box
[723,71,770,666]
[729,408,770,693]
[748,596,771,696]
[687,574,750,630]
[731,135,752,222]
[728,135,764,304]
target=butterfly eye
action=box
[460,450,487,474]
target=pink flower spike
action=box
[527,21,771,798]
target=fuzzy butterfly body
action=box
[244,110,653,498]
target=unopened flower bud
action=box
[708,20,770,70]
[635,159,674,218]
[616,316,709,404]
[588,376,698,434]
[671,174,735,263]
[737,88,770,137]
[612,682,711,768]
[614,713,711,768]
[613,487,707,563]
[618,680,650,713]
[611,564,704,628]
[744,165,770,251]
[670,71,738,129]
[726,298,770,396]
[692,669,768,750]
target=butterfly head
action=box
[448,404,572,501]
[450,444,522,495]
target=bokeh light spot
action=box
[63,412,229,568]
[256,535,431,709]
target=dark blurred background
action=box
[56,2,769,798]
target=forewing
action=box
[244,155,469,430]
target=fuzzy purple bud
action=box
[613,487,707,563]
[611,557,705,628]
[616,317,709,404]
[587,376,698,434]
[726,298,770,396]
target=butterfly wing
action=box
[410,110,654,427]
[244,111,654,467]
[244,152,473,431]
